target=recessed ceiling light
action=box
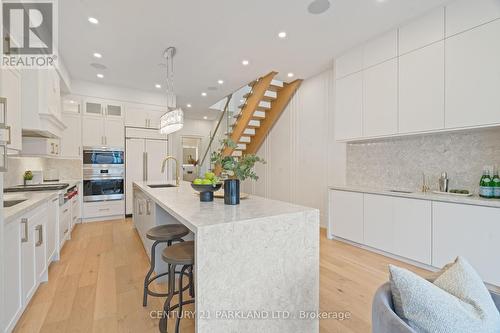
[376,0,388,2]
[93,52,102,59]
[287,72,294,78]
[201,92,207,97]
[186,104,192,108]
[203,116,208,120]
[69,100,75,104]
[278,31,287,39]
[308,0,331,15]
[97,73,104,79]
[155,84,161,89]
[242,60,249,66]
[218,80,224,85]
[88,17,99,24]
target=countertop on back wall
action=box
[4,179,82,224]
[329,185,500,209]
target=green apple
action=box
[201,179,212,185]
[193,178,203,185]
[205,172,215,180]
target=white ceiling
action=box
[60,0,450,120]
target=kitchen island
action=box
[133,181,320,332]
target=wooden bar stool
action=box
[159,241,195,333]
[142,224,189,306]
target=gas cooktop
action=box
[4,183,70,192]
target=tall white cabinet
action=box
[82,100,124,147]
[125,128,168,215]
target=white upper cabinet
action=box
[399,7,445,54]
[0,68,23,151]
[84,100,104,116]
[83,98,124,147]
[399,41,445,133]
[61,113,82,158]
[363,30,398,69]
[445,19,500,128]
[334,72,363,140]
[446,0,500,37]
[105,103,123,118]
[363,59,398,137]
[82,116,105,147]
[335,46,364,79]
[104,118,125,147]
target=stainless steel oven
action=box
[83,147,124,167]
[83,147,125,202]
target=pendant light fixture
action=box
[160,47,184,135]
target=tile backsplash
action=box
[346,128,500,194]
[4,157,82,187]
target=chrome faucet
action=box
[161,156,180,186]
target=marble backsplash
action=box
[346,128,500,194]
[4,157,82,188]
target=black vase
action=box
[224,179,240,205]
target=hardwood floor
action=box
[14,219,430,333]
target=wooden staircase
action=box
[222,71,302,157]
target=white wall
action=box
[70,80,167,107]
[168,119,217,178]
[242,68,346,227]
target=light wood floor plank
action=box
[14,218,431,333]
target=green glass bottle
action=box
[479,166,494,198]
[493,166,500,199]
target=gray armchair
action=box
[372,282,500,333]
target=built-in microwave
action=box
[83,147,124,166]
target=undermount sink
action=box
[4,199,27,208]
[389,190,413,194]
[147,184,178,189]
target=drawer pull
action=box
[98,208,110,211]
[35,225,43,246]
[21,218,28,242]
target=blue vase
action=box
[224,179,240,205]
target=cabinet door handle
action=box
[146,200,151,215]
[63,208,69,213]
[52,197,59,202]
[64,229,68,234]
[78,146,81,156]
[21,218,28,242]
[35,225,43,246]
[138,202,143,215]
[50,143,55,154]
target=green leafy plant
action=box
[23,171,33,181]
[211,139,266,181]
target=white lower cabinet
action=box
[3,218,22,331]
[364,194,394,253]
[432,202,500,286]
[363,194,431,264]
[330,190,364,244]
[392,198,431,264]
[2,196,70,332]
[330,189,499,284]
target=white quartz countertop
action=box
[134,181,318,232]
[4,179,82,224]
[329,185,500,209]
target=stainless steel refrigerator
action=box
[125,127,168,215]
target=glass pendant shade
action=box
[160,108,184,134]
